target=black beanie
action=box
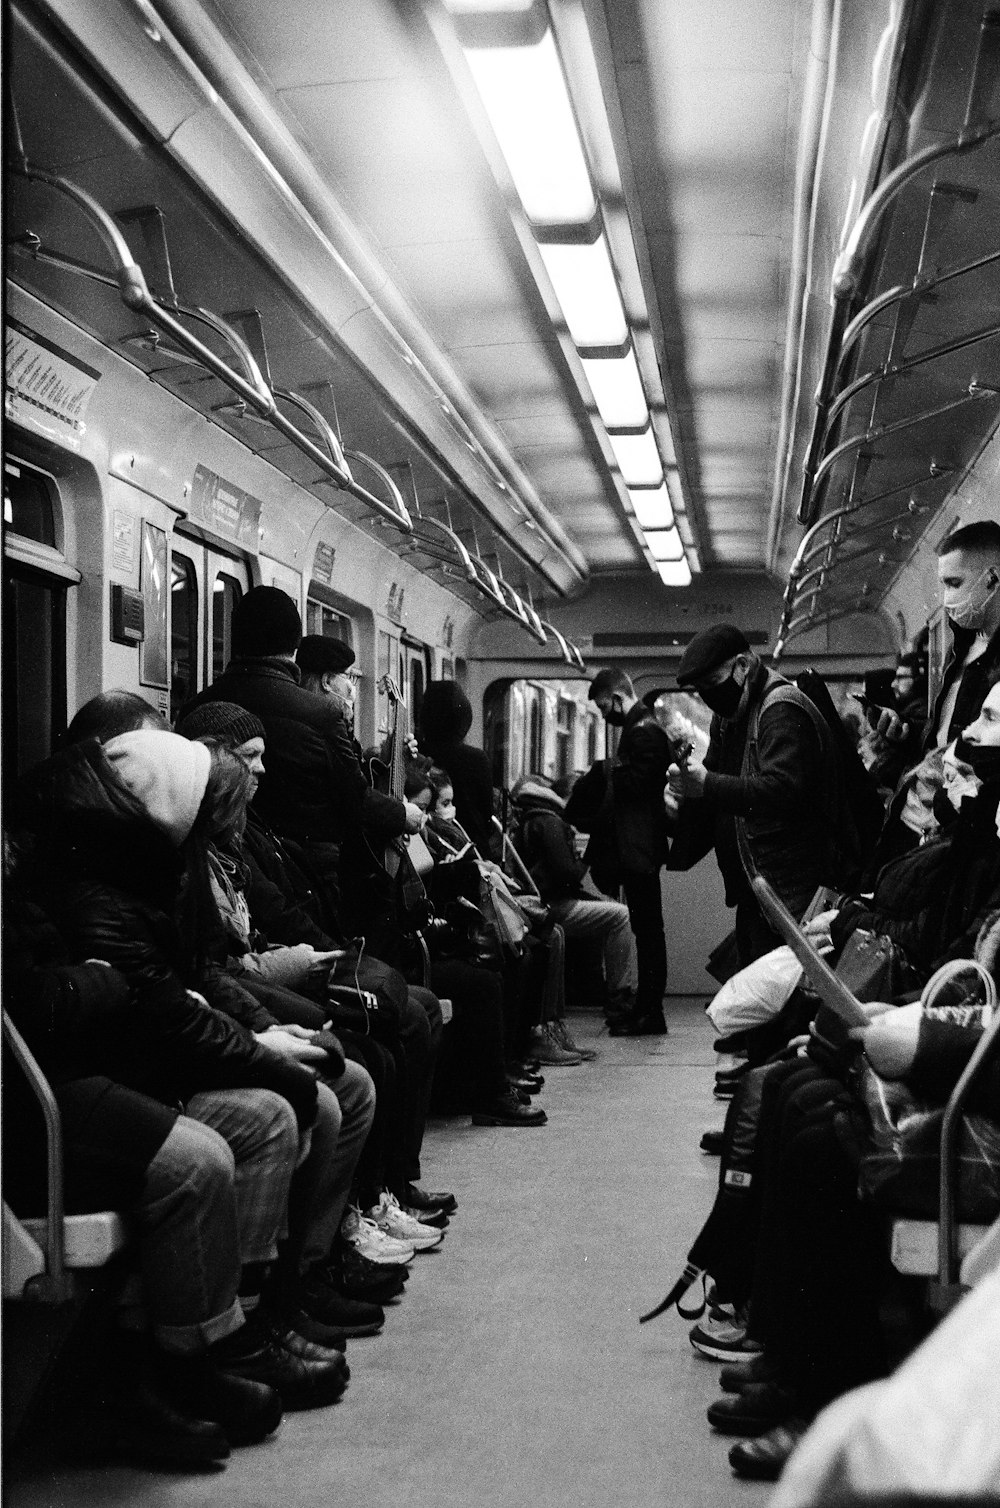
[175,701,266,748]
[232,587,302,658]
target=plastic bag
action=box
[706,945,803,1036]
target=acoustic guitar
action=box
[367,675,433,925]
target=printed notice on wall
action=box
[5,321,100,449]
[189,464,263,548]
[113,511,136,574]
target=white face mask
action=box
[942,742,982,811]
[948,565,1000,633]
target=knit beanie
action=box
[296,635,357,675]
[231,586,302,658]
[511,776,565,811]
[175,701,266,749]
[103,731,211,846]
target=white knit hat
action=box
[103,731,211,846]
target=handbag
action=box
[852,960,1000,1220]
[325,979,402,1044]
[833,928,919,1003]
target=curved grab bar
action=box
[540,619,586,670]
[411,518,479,584]
[341,449,412,531]
[489,574,548,644]
[274,387,353,484]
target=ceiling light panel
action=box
[608,426,663,487]
[658,558,693,588]
[644,526,684,561]
[628,483,674,530]
[465,31,596,225]
[581,348,648,429]
[537,235,628,346]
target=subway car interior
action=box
[4,0,1000,1502]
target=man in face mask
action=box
[917,520,1000,751]
[582,667,673,1034]
[670,624,839,968]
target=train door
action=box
[169,531,250,722]
[2,457,76,784]
[400,636,430,740]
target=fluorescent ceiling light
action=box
[538,236,627,346]
[658,558,692,588]
[628,483,674,530]
[644,527,683,561]
[466,31,596,224]
[608,426,663,487]
[581,349,648,429]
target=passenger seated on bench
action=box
[11,732,364,1417]
[510,774,637,1022]
[174,699,456,1227]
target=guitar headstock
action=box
[377,674,406,706]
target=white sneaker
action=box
[366,1192,445,1252]
[341,1205,416,1265]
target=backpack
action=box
[744,670,879,892]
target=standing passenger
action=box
[417,681,497,859]
[582,668,672,1036]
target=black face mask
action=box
[964,743,1000,783]
[603,701,627,727]
[698,675,744,718]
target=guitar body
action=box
[362,677,431,931]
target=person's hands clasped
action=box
[256,1023,328,1069]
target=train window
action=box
[305,599,353,643]
[586,716,599,765]
[212,572,242,683]
[377,629,398,734]
[528,693,543,773]
[3,459,56,547]
[170,553,198,723]
[556,698,576,779]
[2,570,67,785]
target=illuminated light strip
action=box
[464,32,596,225]
[628,482,674,530]
[657,558,692,587]
[450,5,693,584]
[537,236,627,347]
[608,426,663,487]
[643,526,684,561]
[581,347,648,429]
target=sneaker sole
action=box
[371,1226,443,1252]
[470,1112,548,1126]
[690,1334,764,1363]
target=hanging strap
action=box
[639,1262,707,1325]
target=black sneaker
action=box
[297,1270,385,1337]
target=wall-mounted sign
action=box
[189,464,262,548]
[313,542,337,585]
[139,521,169,689]
[386,582,405,623]
[112,510,137,574]
[5,320,100,449]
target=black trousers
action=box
[428,957,507,1108]
[622,871,667,1015]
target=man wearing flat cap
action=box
[670,624,841,968]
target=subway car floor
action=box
[8,999,769,1508]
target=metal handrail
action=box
[3,1011,73,1303]
[274,387,353,482]
[794,504,921,582]
[811,385,998,495]
[933,1003,1000,1306]
[540,619,586,670]
[492,575,548,644]
[773,600,883,661]
[798,117,1000,524]
[10,163,415,530]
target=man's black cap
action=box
[676,625,750,687]
[296,635,357,675]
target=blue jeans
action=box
[140,1088,299,1354]
[294,1061,375,1273]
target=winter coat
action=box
[418,682,496,857]
[512,803,586,903]
[670,660,833,918]
[10,742,318,1131]
[572,702,672,888]
[831,776,1000,979]
[184,656,406,848]
[925,621,1000,749]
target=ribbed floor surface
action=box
[9,999,770,1507]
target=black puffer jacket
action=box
[11,743,317,1129]
[184,656,406,847]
